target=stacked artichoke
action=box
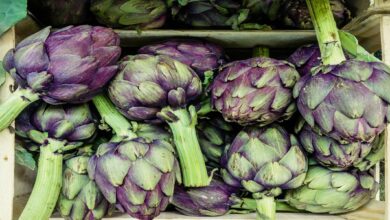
[7,1,386,220]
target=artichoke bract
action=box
[298,124,377,171]
[0,25,121,132]
[294,0,390,143]
[197,116,238,168]
[58,156,111,220]
[108,54,210,187]
[285,166,378,214]
[138,39,226,78]
[16,103,97,220]
[168,0,248,28]
[281,0,351,29]
[90,0,167,29]
[171,178,239,216]
[88,138,180,220]
[211,57,300,126]
[28,0,93,26]
[288,44,322,76]
[221,125,308,220]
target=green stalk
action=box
[231,198,299,213]
[19,144,63,220]
[306,0,346,65]
[165,107,210,187]
[0,88,39,131]
[92,94,137,140]
[253,47,270,57]
[256,196,276,220]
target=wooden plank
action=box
[0,28,16,220]
[380,15,390,220]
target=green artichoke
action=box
[221,125,308,220]
[168,0,248,29]
[108,55,210,187]
[197,115,238,168]
[211,57,300,126]
[90,0,167,29]
[58,156,112,220]
[298,123,384,171]
[285,165,378,214]
[16,103,97,220]
[294,0,390,144]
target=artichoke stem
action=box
[19,147,63,220]
[231,198,298,213]
[256,196,276,220]
[166,107,210,187]
[0,88,39,132]
[306,0,346,65]
[253,47,270,58]
[92,94,137,139]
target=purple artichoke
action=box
[88,138,180,220]
[285,166,378,214]
[281,0,351,29]
[16,103,97,220]
[58,155,112,220]
[90,0,167,29]
[28,0,93,27]
[138,39,226,78]
[221,125,308,220]
[171,178,239,216]
[298,124,374,170]
[211,57,300,126]
[108,54,210,187]
[0,25,121,132]
[293,60,390,143]
[287,44,322,76]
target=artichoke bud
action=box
[52,120,75,139]
[26,71,53,91]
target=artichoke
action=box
[243,0,285,21]
[171,178,239,216]
[16,103,97,220]
[288,44,322,76]
[58,155,112,220]
[90,0,167,29]
[354,132,385,171]
[88,138,180,220]
[285,166,378,214]
[108,54,210,187]
[138,39,226,78]
[281,0,351,29]
[298,123,384,171]
[221,125,308,220]
[294,0,390,143]
[197,116,238,167]
[167,0,248,29]
[0,25,121,131]
[211,57,300,126]
[28,0,93,26]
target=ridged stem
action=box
[253,47,270,58]
[92,94,137,140]
[19,144,63,220]
[256,196,276,220]
[0,88,39,131]
[306,0,346,65]
[165,107,210,187]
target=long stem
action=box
[256,196,276,220]
[165,107,210,187]
[0,88,39,131]
[19,147,63,220]
[306,0,346,65]
[92,94,137,139]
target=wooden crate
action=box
[1,1,390,220]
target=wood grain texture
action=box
[380,15,390,220]
[0,28,16,220]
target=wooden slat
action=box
[380,15,390,220]
[0,28,16,220]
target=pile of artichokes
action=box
[27,0,352,30]
[3,0,386,220]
